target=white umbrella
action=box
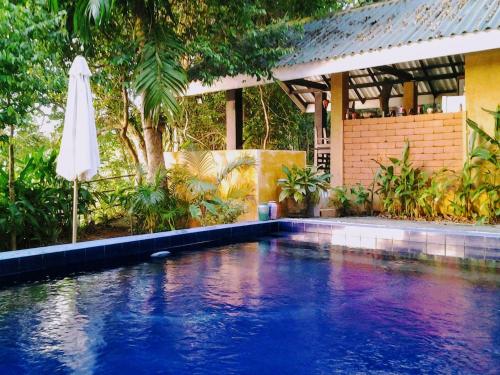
[56,56,100,243]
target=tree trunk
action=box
[129,123,148,166]
[259,86,270,149]
[120,84,142,184]
[140,99,165,181]
[8,124,16,250]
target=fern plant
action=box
[128,171,186,233]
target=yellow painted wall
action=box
[257,151,306,204]
[465,49,500,138]
[164,150,306,221]
[464,49,500,219]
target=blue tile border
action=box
[1,218,498,281]
[0,221,279,281]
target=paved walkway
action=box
[299,216,500,235]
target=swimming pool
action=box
[1,238,498,374]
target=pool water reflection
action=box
[0,239,499,374]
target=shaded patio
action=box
[185,0,500,187]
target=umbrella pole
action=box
[72,178,78,243]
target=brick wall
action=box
[343,112,464,187]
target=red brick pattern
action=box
[343,113,464,186]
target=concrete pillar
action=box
[226,88,243,149]
[330,72,349,186]
[403,81,418,114]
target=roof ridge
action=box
[315,0,403,22]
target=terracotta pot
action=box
[284,197,307,217]
[284,197,318,218]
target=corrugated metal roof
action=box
[279,0,500,67]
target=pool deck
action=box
[311,216,500,234]
[280,217,499,261]
[0,218,498,282]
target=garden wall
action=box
[343,113,464,187]
[164,150,306,221]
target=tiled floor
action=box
[277,218,499,262]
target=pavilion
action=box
[185,0,500,187]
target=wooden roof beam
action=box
[373,65,413,81]
[348,76,366,104]
[351,72,459,89]
[418,60,436,97]
[286,79,329,91]
[277,81,307,112]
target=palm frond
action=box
[181,150,215,178]
[223,182,254,200]
[186,177,216,196]
[135,31,187,121]
[85,0,113,24]
[217,155,255,184]
[72,0,113,38]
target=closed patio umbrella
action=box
[56,56,100,243]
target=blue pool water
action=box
[0,239,499,374]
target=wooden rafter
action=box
[348,75,365,104]
[286,79,329,91]
[277,81,307,112]
[418,59,436,97]
[374,65,413,81]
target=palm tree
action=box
[51,0,187,180]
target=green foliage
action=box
[417,170,454,219]
[134,32,187,120]
[373,141,428,218]
[451,108,499,223]
[350,183,370,213]
[0,150,94,250]
[171,151,255,226]
[53,0,188,122]
[0,0,65,129]
[170,84,315,158]
[243,84,315,153]
[371,110,498,223]
[277,165,330,204]
[329,186,351,216]
[329,184,370,216]
[128,172,185,233]
[179,2,293,83]
[126,151,254,232]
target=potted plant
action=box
[277,165,331,217]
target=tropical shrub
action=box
[350,183,370,214]
[0,150,94,250]
[416,170,455,220]
[370,109,499,223]
[450,108,499,223]
[373,141,428,218]
[127,171,186,233]
[278,165,331,204]
[329,184,370,217]
[329,186,351,216]
[170,151,256,226]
